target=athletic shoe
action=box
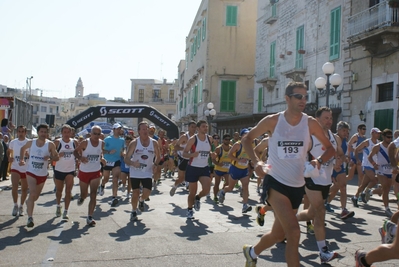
[243,244,257,267]
[130,211,138,221]
[213,196,219,203]
[185,182,189,190]
[351,196,359,208]
[194,198,201,211]
[340,208,355,220]
[385,208,393,219]
[12,205,18,216]
[121,184,126,193]
[325,203,334,213]
[152,180,157,190]
[110,198,119,207]
[365,189,372,202]
[77,197,85,206]
[27,217,34,228]
[383,220,395,244]
[217,190,225,204]
[98,185,105,196]
[355,249,367,267]
[242,204,252,213]
[307,224,315,235]
[19,206,24,216]
[169,186,177,197]
[56,206,62,217]
[378,227,385,244]
[187,209,194,219]
[62,210,69,220]
[86,216,96,226]
[145,197,150,201]
[138,201,145,212]
[360,192,367,203]
[255,206,265,226]
[320,248,339,264]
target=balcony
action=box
[264,4,278,25]
[348,1,399,52]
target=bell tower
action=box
[75,77,84,97]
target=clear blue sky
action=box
[0,0,202,100]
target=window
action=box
[138,89,144,102]
[369,0,380,7]
[202,18,206,40]
[226,5,238,26]
[41,106,47,112]
[183,97,186,109]
[377,82,393,102]
[50,107,53,113]
[270,41,276,78]
[197,28,201,49]
[258,87,263,113]
[153,89,161,101]
[220,81,236,112]
[190,43,194,61]
[169,90,174,101]
[194,36,197,56]
[194,85,198,113]
[295,25,304,69]
[330,7,341,60]
[199,79,203,102]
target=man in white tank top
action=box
[8,125,30,217]
[53,125,78,220]
[19,124,59,228]
[241,82,336,266]
[73,125,106,226]
[296,107,343,264]
[182,120,213,220]
[124,121,160,222]
[169,121,197,196]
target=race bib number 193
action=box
[277,141,304,159]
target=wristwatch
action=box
[317,157,323,164]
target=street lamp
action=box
[314,62,342,107]
[359,110,366,122]
[204,102,217,133]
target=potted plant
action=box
[389,0,399,8]
[298,49,306,54]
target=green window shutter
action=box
[199,79,203,102]
[374,109,393,130]
[270,41,276,78]
[202,18,206,40]
[295,25,304,69]
[226,6,238,26]
[194,36,197,55]
[258,87,263,113]
[198,28,201,48]
[183,97,186,108]
[220,81,236,112]
[329,7,341,60]
[194,85,198,113]
[190,43,193,61]
[179,100,182,111]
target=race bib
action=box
[381,164,392,172]
[134,163,147,172]
[199,151,209,159]
[106,161,115,167]
[222,162,231,169]
[277,141,304,159]
[238,159,249,166]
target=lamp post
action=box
[359,110,366,122]
[204,102,216,133]
[26,76,33,102]
[314,62,342,107]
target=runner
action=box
[347,124,367,186]
[120,135,134,198]
[53,125,78,220]
[240,82,335,266]
[8,125,29,216]
[154,129,167,188]
[19,124,59,228]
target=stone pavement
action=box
[0,172,398,266]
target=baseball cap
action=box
[370,127,381,134]
[113,123,122,129]
[240,128,249,136]
[149,124,156,129]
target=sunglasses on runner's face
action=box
[385,135,393,139]
[289,93,307,100]
[361,128,366,130]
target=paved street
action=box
[0,172,397,266]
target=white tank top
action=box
[55,139,76,172]
[9,138,29,172]
[189,135,211,168]
[80,139,103,172]
[362,138,378,168]
[376,142,392,176]
[268,111,310,187]
[129,137,156,179]
[309,130,337,186]
[27,139,50,177]
[178,132,191,159]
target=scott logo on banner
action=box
[99,107,145,116]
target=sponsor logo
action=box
[100,107,107,116]
[99,107,145,116]
[141,155,148,160]
[75,112,95,126]
[278,141,303,146]
[148,110,171,127]
[72,121,77,126]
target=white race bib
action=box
[277,141,304,159]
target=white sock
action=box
[317,240,326,252]
[250,247,258,259]
[14,203,18,206]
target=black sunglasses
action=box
[361,128,366,130]
[385,135,393,138]
[289,93,307,100]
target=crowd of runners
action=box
[4,81,399,266]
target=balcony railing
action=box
[348,1,399,38]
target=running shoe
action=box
[243,244,257,267]
[194,198,201,211]
[110,198,119,207]
[383,220,395,244]
[12,205,18,216]
[86,216,96,226]
[213,196,219,203]
[152,180,157,190]
[217,190,225,204]
[56,206,62,217]
[242,204,252,213]
[138,201,145,212]
[98,185,105,196]
[77,197,85,206]
[121,184,126,193]
[320,247,339,264]
[365,189,372,202]
[27,217,34,228]
[307,224,315,235]
[325,203,335,213]
[351,196,359,208]
[18,205,24,216]
[187,209,194,219]
[62,210,69,220]
[130,211,138,221]
[255,206,265,226]
[378,227,385,244]
[355,249,367,267]
[385,208,393,219]
[360,192,367,203]
[169,186,177,197]
[340,208,355,220]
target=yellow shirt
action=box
[214,144,232,172]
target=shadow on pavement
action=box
[174,219,213,241]
[47,221,89,244]
[108,220,149,241]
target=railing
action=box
[348,1,399,37]
[264,3,278,24]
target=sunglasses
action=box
[385,135,393,138]
[361,128,366,130]
[92,132,101,136]
[289,93,307,100]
